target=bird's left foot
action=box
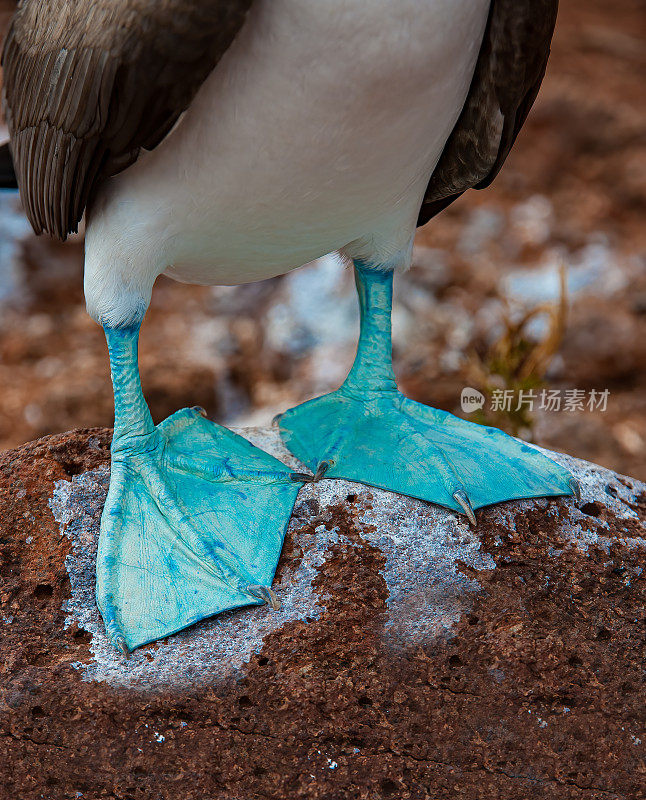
[277,387,577,525]
[98,407,301,653]
[98,323,302,654]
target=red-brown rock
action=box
[1,427,645,799]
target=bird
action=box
[1,0,575,654]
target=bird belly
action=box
[88,0,490,289]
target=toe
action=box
[452,489,477,526]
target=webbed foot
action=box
[277,260,576,523]
[98,325,301,653]
[278,386,575,525]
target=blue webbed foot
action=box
[98,325,302,654]
[278,261,576,523]
[278,386,575,521]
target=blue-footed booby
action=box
[0,0,574,653]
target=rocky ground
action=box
[0,0,645,479]
[1,427,645,799]
[1,3,645,796]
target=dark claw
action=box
[247,584,281,611]
[568,477,581,500]
[289,460,331,484]
[114,634,129,658]
[453,489,477,527]
[290,471,312,482]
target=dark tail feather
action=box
[0,142,18,189]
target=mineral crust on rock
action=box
[0,426,644,799]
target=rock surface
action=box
[1,426,645,799]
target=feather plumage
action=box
[1,0,252,239]
[418,0,559,226]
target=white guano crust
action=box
[49,426,646,691]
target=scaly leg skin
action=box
[278,262,577,524]
[97,324,303,655]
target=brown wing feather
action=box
[2,0,253,240]
[417,0,558,227]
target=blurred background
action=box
[0,0,644,478]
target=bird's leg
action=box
[97,322,302,654]
[104,323,156,451]
[341,264,398,396]
[277,261,577,523]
